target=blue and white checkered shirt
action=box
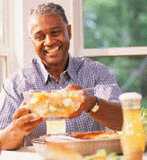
[0,56,121,145]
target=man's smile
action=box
[43,45,61,55]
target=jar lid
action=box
[119,92,142,101]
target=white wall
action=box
[23,0,73,67]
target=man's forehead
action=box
[29,14,66,32]
[30,14,65,26]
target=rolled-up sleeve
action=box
[0,78,22,129]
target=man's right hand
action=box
[0,107,43,150]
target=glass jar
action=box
[119,92,145,160]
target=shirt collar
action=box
[34,57,49,84]
[66,56,83,80]
[34,56,83,84]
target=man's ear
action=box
[67,24,72,39]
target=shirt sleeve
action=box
[94,65,122,101]
[0,78,22,129]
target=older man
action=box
[0,2,122,150]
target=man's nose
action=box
[44,34,53,45]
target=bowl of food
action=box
[32,134,83,160]
[21,89,83,119]
[70,131,121,155]
[32,131,121,160]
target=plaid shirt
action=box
[0,56,121,145]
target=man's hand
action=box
[0,107,43,150]
[69,90,97,118]
[12,107,43,136]
[66,84,97,118]
[66,84,123,130]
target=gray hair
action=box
[30,2,68,24]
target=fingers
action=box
[22,117,43,133]
[69,111,80,118]
[66,84,82,90]
[82,95,97,112]
[12,113,43,136]
[14,113,42,127]
[69,95,97,119]
[13,107,31,120]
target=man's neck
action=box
[45,57,69,81]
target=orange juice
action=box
[121,108,145,160]
[141,108,147,143]
[119,92,145,160]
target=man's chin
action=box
[40,52,68,66]
[43,58,63,66]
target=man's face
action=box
[30,14,71,66]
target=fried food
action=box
[71,131,120,140]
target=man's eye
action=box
[33,34,45,40]
[51,30,61,36]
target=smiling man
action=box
[30,10,71,80]
[0,3,122,150]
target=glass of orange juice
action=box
[119,92,145,160]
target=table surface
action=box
[0,147,43,160]
[0,146,147,160]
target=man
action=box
[0,2,122,150]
